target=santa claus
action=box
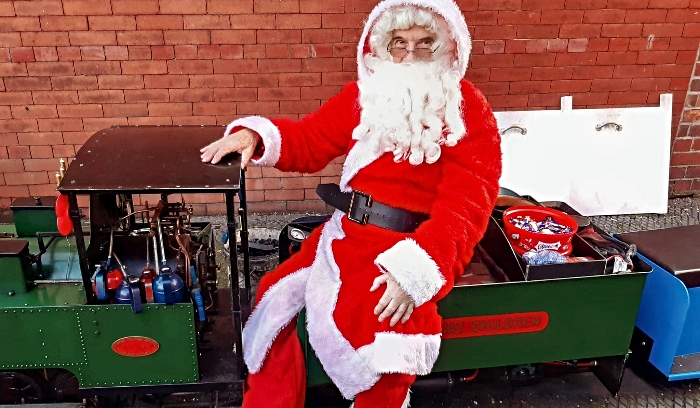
[200,0,502,406]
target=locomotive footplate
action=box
[195,289,240,387]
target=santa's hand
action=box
[370,272,415,327]
[200,128,260,168]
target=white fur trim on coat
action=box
[242,267,309,373]
[305,211,381,398]
[357,0,471,81]
[358,332,441,376]
[375,238,445,307]
[224,116,281,167]
[339,137,383,192]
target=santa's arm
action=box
[224,82,360,173]
[375,81,502,306]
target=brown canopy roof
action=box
[58,126,241,194]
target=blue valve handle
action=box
[191,287,206,322]
[129,280,142,314]
[94,267,108,301]
[189,266,198,285]
[190,266,206,321]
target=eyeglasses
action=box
[387,43,439,60]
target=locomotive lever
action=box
[144,233,151,271]
[153,212,185,305]
[157,217,168,269]
[111,252,128,278]
[152,235,160,275]
[107,227,115,269]
[149,201,165,235]
[141,236,156,302]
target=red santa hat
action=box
[356,0,472,81]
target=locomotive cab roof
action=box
[57,125,241,194]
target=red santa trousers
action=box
[241,217,423,408]
[241,318,415,408]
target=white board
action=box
[494,94,673,216]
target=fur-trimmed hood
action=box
[356,0,472,81]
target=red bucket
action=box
[502,206,578,256]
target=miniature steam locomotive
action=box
[0,126,250,405]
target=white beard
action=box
[353,55,466,165]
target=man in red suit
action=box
[200,0,502,406]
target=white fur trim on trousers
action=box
[224,116,282,167]
[242,267,310,373]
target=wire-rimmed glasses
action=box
[387,43,439,60]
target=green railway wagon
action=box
[284,209,650,397]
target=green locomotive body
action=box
[0,126,246,405]
[0,223,203,401]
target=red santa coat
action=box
[233,78,502,399]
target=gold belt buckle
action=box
[348,190,372,225]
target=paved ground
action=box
[148,374,700,407]
[590,196,700,234]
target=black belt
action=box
[316,183,429,233]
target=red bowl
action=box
[502,206,578,256]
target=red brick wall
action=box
[1,0,699,214]
[675,46,700,191]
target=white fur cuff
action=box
[224,116,282,167]
[375,238,445,307]
[358,332,441,376]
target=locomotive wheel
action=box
[50,370,80,402]
[0,371,47,404]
